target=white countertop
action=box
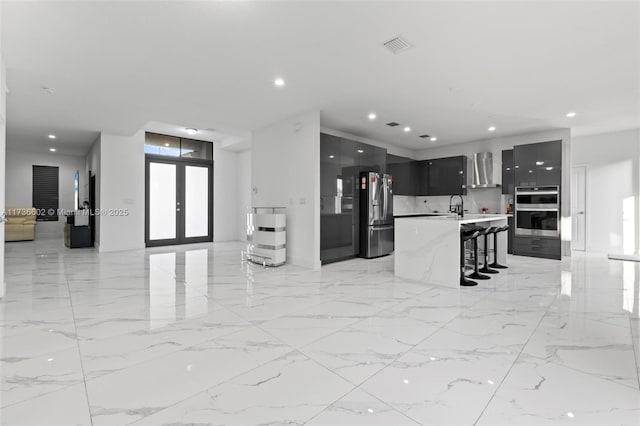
[395,213,509,224]
[393,212,452,217]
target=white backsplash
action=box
[394,189,511,215]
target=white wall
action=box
[5,147,85,236]
[416,128,572,256]
[98,131,145,252]
[320,126,416,159]
[0,51,6,294]
[213,142,238,242]
[572,128,640,255]
[253,110,321,269]
[85,135,101,244]
[236,150,251,241]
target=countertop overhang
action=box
[395,213,509,224]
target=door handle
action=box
[577,211,584,214]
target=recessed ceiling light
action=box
[566,112,576,118]
[546,166,553,170]
[164,143,170,147]
[430,137,437,142]
[48,134,56,139]
[368,113,376,120]
[49,148,56,152]
[528,170,533,173]
[506,167,511,171]
[329,155,335,159]
[488,126,496,132]
[357,149,364,153]
[536,161,544,166]
[185,128,198,136]
[403,126,411,132]
[274,77,285,87]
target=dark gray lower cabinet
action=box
[507,216,514,254]
[320,214,355,263]
[513,236,560,260]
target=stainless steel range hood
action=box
[462,152,501,189]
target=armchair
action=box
[5,208,37,241]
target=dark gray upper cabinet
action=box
[502,149,514,194]
[386,154,419,195]
[427,156,467,196]
[514,140,562,187]
[535,140,562,186]
[417,160,430,195]
[385,155,466,196]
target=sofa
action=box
[5,208,37,241]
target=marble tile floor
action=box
[1,237,639,425]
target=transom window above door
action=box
[144,132,213,161]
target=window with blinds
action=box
[32,165,59,221]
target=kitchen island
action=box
[394,214,509,288]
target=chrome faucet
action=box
[449,194,464,218]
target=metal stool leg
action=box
[468,236,490,280]
[489,230,508,269]
[460,235,478,286]
[479,232,499,274]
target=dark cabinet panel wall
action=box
[514,140,562,187]
[512,140,562,260]
[502,149,514,195]
[321,133,387,264]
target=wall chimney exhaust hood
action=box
[462,152,501,189]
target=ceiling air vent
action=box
[419,134,430,139]
[386,122,400,127]
[383,36,412,55]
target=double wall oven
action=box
[515,186,559,237]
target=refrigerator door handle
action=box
[371,225,394,231]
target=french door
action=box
[145,156,213,247]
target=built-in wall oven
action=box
[515,186,559,237]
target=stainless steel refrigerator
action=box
[359,172,394,258]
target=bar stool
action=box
[479,226,500,275]
[467,227,491,281]
[460,228,480,287]
[489,224,509,269]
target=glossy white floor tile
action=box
[1,238,639,425]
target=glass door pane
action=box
[149,162,177,240]
[185,165,209,238]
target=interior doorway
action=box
[571,165,587,251]
[145,157,213,247]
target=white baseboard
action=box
[607,253,640,262]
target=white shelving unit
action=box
[245,207,286,267]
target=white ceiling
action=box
[2,1,639,156]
